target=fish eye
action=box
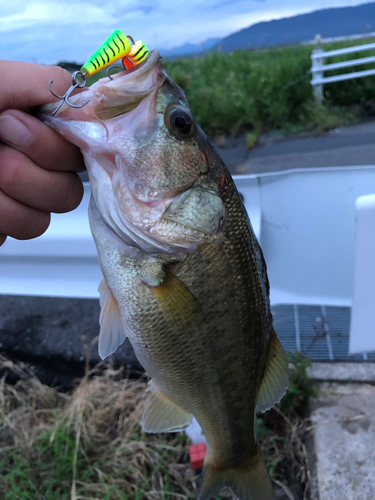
[166,106,195,138]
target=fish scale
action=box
[118,180,269,461]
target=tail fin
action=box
[199,445,274,500]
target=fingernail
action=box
[0,115,32,149]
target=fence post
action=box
[311,34,324,101]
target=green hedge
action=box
[163,39,375,136]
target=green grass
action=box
[66,38,375,139]
[0,353,316,499]
[0,428,83,500]
[163,39,375,137]
[0,359,196,500]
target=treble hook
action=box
[48,71,90,116]
[106,56,135,80]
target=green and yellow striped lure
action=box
[81,30,150,76]
[49,30,150,115]
[81,30,131,77]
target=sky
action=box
[0,0,372,65]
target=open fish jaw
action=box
[40,50,225,254]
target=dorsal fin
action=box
[98,278,126,359]
[256,329,289,413]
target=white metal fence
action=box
[311,41,375,99]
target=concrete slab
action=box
[310,383,375,500]
[308,362,375,382]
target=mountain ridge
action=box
[214,2,375,51]
[160,37,221,58]
[162,2,375,57]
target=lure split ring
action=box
[107,57,134,80]
[48,71,90,116]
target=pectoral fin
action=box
[256,329,289,413]
[98,279,126,359]
[142,380,193,433]
[147,270,204,330]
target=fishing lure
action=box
[81,30,131,77]
[103,38,150,77]
[48,30,150,115]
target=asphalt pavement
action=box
[1,120,375,384]
[215,120,375,175]
[0,294,142,386]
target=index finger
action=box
[0,60,79,114]
[0,109,85,173]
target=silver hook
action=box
[48,71,90,116]
[106,57,135,80]
[106,64,123,80]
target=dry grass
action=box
[259,405,311,500]
[0,356,195,500]
[0,354,312,500]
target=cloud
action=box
[0,2,113,33]
[1,1,28,17]
[0,0,370,64]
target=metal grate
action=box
[272,304,375,361]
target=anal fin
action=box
[98,278,126,360]
[256,329,289,413]
[142,380,193,433]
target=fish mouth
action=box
[104,49,162,85]
[92,49,165,120]
[40,50,164,121]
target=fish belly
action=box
[92,191,271,466]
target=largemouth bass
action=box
[40,50,289,500]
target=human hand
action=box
[0,60,85,246]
